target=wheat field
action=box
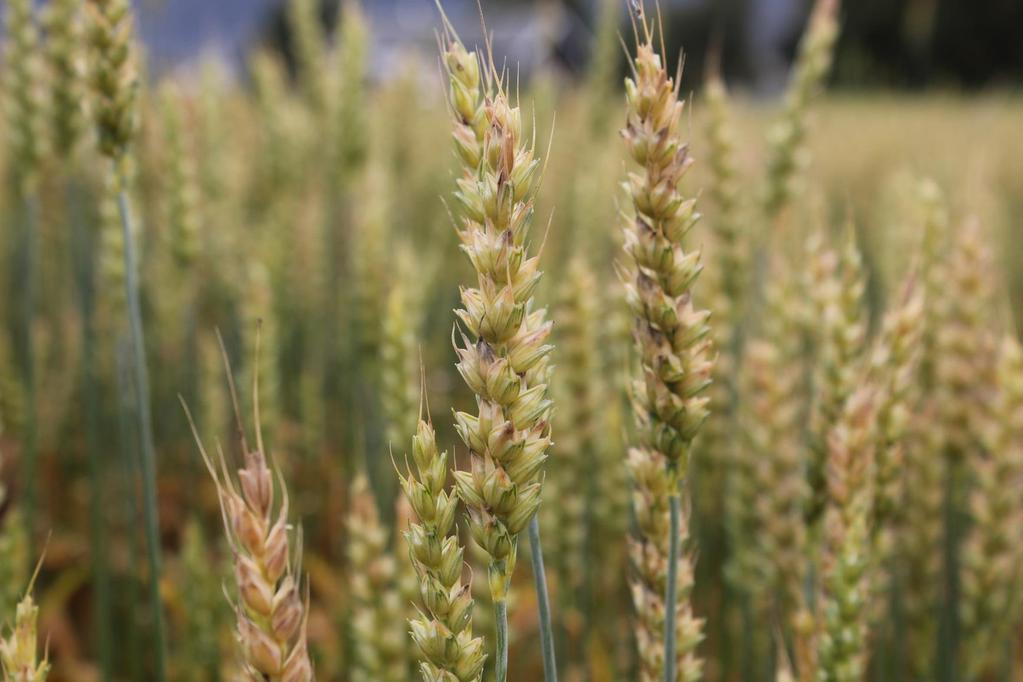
[1,0,1023,680]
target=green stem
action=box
[665,485,682,682]
[115,335,143,681]
[528,515,559,681]
[20,193,38,547]
[495,597,509,682]
[117,186,167,681]
[71,178,112,679]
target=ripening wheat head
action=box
[619,7,714,680]
[438,26,554,599]
[181,343,312,682]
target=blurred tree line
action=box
[255,0,1022,94]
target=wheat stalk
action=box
[438,17,557,682]
[619,6,714,680]
[3,0,46,557]
[181,336,313,682]
[87,0,167,673]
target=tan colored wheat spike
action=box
[181,333,313,682]
[619,6,714,680]
[960,334,1023,679]
[815,387,878,682]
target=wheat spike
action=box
[181,341,313,682]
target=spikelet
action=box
[3,0,47,189]
[815,387,878,682]
[619,10,712,680]
[347,475,409,682]
[959,335,1023,679]
[44,0,86,160]
[86,0,138,163]
[763,0,839,218]
[399,419,486,681]
[0,567,49,682]
[441,31,553,599]
[440,33,486,174]
[182,352,313,682]
[806,227,867,525]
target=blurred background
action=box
[141,0,1023,90]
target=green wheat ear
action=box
[4,0,47,190]
[399,419,487,681]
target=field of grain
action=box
[2,0,1023,680]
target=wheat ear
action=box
[44,0,86,160]
[815,388,878,682]
[181,336,313,682]
[805,226,867,528]
[899,180,948,677]
[4,0,47,187]
[734,257,810,634]
[87,0,168,674]
[399,418,486,681]
[763,0,839,219]
[620,6,714,681]
[438,18,556,682]
[960,335,1023,679]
